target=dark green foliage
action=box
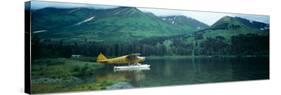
[31,34,41,59]
[31,58,105,93]
[199,36,230,55]
[73,63,95,77]
[231,34,269,55]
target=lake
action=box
[88,57,269,89]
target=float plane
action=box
[96,53,150,71]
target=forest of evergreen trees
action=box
[32,33,269,59]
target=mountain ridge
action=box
[32,7,211,43]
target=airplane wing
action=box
[126,54,138,60]
[129,53,141,56]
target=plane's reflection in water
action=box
[93,66,149,88]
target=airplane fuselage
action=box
[97,53,145,64]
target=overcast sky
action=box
[30,1,269,26]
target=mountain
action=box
[197,16,269,39]
[31,7,209,43]
[160,15,209,30]
[211,16,269,31]
[31,7,269,57]
[136,16,269,56]
[141,16,270,49]
[31,7,97,31]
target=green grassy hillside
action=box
[32,7,209,43]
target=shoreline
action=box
[69,55,269,60]
[146,55,269,59]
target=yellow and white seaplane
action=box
[96,53,150,71]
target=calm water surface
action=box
[88,57,269,89]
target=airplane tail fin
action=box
[97,52,107,63]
